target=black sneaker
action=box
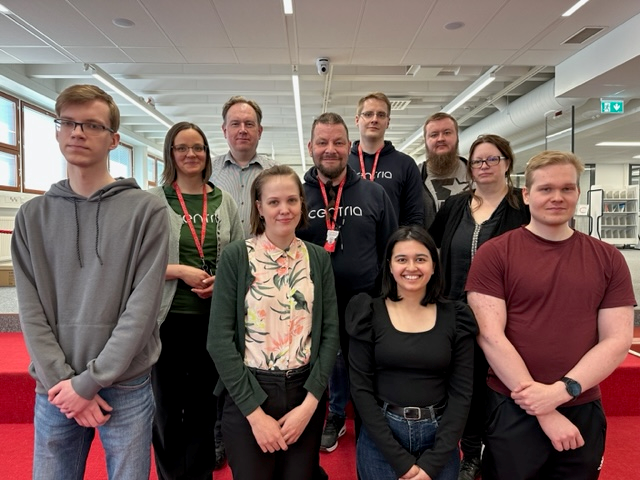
[458,456,481,480]
[320,413,346,453]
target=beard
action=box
[427,149,460,177]
[315,158,346,181]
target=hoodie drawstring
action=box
[73,198,83,268]
[94,191,104,265]
[73,192,105,267]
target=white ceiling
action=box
[1,0,640,175]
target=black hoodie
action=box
[348,140,424,226]
[298,166,398,294]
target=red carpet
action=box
[0,332,635,479]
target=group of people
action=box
[11,83,634,480]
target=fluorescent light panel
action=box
[546,127,572,140]
[86,64,173,129]
[562,0,590,17]
[0,4,11,14]
[283,0,293,14]
[596,142,640,147]
[445,74,495,114]
[291,74,306,171]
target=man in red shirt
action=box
[466,150,634,480]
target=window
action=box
[22,105,65,192]
[0,93,19,189]
[630,165,640,186]
[109,143,133,178]
[147,154,163,187]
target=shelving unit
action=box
[599,185,639,247]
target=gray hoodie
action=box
[11,178,169,400]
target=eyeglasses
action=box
[469,156,506,169]
[172,144,207,154]
[54,119,114,135]
[359,111,388,119]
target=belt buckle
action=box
[403,406,422,420]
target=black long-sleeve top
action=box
[429,188,530,299]
[346,294,477,479]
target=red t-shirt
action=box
[466,227,636,404]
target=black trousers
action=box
[151,312,218,480]
[482,390,606,480]
[460,339,489,458]
[223,366,326,480]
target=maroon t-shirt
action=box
[466,227,635,405]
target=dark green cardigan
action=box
[207,238,340,416]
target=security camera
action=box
[316,57,330,76]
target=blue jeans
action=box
[328,349,349,418]
[33,375,154,480]
[357,407,459,480]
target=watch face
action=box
[563,377,581,398]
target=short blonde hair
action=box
[356,92,391,116]
[525,150,585,188]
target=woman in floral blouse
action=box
[208,165,340,480]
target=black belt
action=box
[248,363,310,379]
[378,398,447,421]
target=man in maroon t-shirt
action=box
[466,151,635,480]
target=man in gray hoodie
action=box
[11,84,169,480]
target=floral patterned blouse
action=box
[244,234,315,370]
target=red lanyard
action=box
[358,143,383,181]
[172,182,208,262]
[318,176,346,231]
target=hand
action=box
[278,402,315,445]
[73,395,112,427]
[246,407,288,453]
[512,380,568,416]
[191,275,215,299]
[48,379,92,417]
[537,411,585,451]
[399,465,431,480]
[180,265,213,290]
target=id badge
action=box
[326,229,339,243]
[324,241,336,253]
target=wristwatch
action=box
[561,377,582,399]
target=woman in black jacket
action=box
[429,134,530,480]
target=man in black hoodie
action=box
[348,92,425,227]
[298,112,397,455]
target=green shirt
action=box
[163,185,222,314]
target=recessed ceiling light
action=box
[113,18,135,28]
[596,142,640,147]
[444,21,465,31]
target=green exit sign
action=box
[601,99,624,114]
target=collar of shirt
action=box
[255,234,302,261]
[223,152,268,169]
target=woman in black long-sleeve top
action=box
[347,226,476,480]
[429,134,530,480]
